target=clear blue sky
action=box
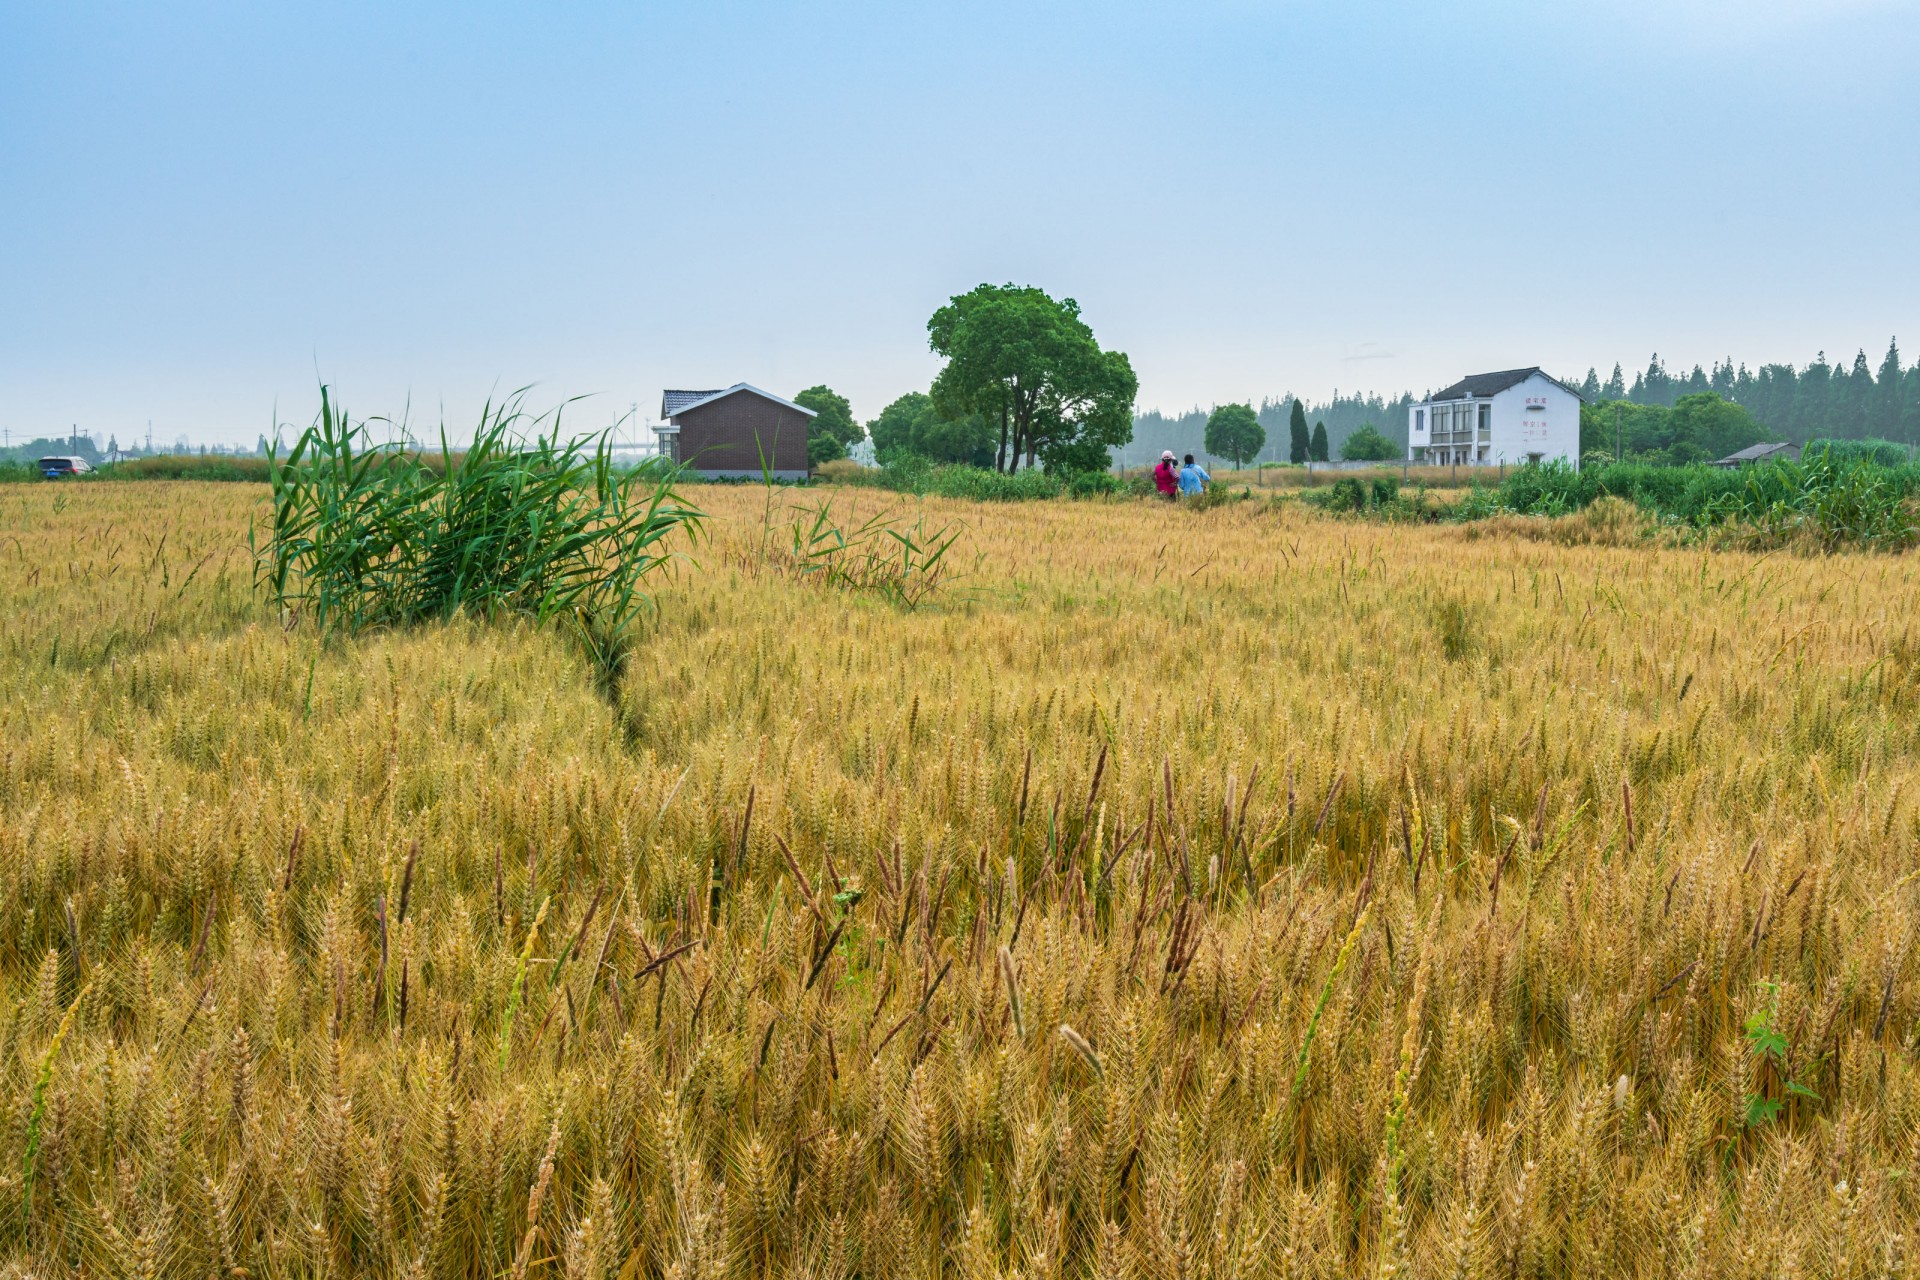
[4,0,1917,445]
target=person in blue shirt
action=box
[1177,453,1210,496]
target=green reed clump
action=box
[259,387,703,682]
[1706,448,1919,550]
[1469,454,1920,549]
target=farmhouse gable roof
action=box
[661,384,818,421]
[1428,368,1585,403]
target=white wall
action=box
[1489,373,1581,469]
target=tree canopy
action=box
[1579,392,1769,464]
[1339,424,1400,461]
[1203,403,1265,468]
[795,385,862,465]
[928,284,1137,474]
[1288,401,1309,464]
[867,392,996,468]
[1309,421,1330,462]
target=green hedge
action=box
[0,456,277,483]
[108,455,275,481]
[840,459,1073,501]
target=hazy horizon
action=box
[5,0,1917,445]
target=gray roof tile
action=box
[1429,368,1546,401]
[662,389,724,417]
[1426,368,1585,403]
[1716,442,1796,463]
[661,384,819,420]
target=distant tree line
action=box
[1572,343,1919,445]
[0,435,104,466]
[1123,390,1415,469]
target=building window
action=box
[1415,408,1426,432]
[1478,403,1491,436]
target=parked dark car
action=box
[38,456,94,478]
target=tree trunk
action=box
[995,406,1009,474]
[1008,392,1032,473]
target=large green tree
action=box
[867,392,995,467]
[795,385,862,465]
[1309,420,1330,462]
[1666,392,1768,460]
[1203,403,1265,468]
[927,284,1137,474]
[1340,424,1400,461]
[1288,400,1309,464]
[868,392,928,461]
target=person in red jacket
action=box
[1153,450,1179,499]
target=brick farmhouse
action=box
[655,384,815,480]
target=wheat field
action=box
[5,480,1920,1278]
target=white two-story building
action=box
[1408,367,1583,468]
